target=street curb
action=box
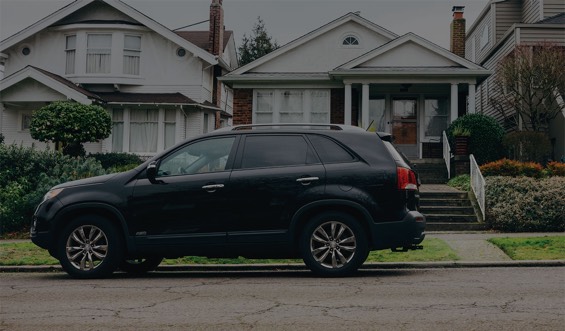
[2,260,564,273]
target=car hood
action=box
[53,173,119,189]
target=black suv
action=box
[31,124,425,278]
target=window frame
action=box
[252,89,330,124]
[86,33,112,74]
[123,34,141,75]
[65,34,76,75]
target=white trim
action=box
[361,84,370,129]
[450,83,458,123]
[345,84,352,125]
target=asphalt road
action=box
[1,267,564,331]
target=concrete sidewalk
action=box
[1,231,564,273]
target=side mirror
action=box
[146,162,162,184]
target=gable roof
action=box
[228,12,398,76]
[0,66,100,104]
[0,0,217,65]
[336,33,485,71]
[176,30,234,52]
[538,12,565,24]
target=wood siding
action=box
[522,0,541,23]
[544,0,565,19]
[519,27,565,44]
[496,0,522,42]
[466,10,493,64]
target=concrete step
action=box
[423,214,478,223]
[420,206,475,215]
[420,191,469,199]
[426,222,487,231]
[420,198,471,207]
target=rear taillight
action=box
[397,167,418,190]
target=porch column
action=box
[157,108,165,152]
[362,84,370,129]
[344,83,352,125]
[450,83,458,123]
[468,84,476,114]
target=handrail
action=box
[442,131,451,179]
[470,154,485,220]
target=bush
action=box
[446,114,505,165]
[480,159,544,177]
[502,131,551,164]
[447,175,471,191]
[0,133,4,144]
[88,152,143,170]
[0,144,107,234]
[485,176,565,232]
[546,161,565,176]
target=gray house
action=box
[465,0,565,160]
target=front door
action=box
[392,98,418,158]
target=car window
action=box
[241,135,317,169]
[308,134,355,164]
[158,136,236,176]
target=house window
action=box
[111,109,124,152]
[65,35,76,74]
[164,109,176,149]
[254,89,330,124]
[424,98,448,139]
[87,34,111,73]
[479,25,489,50]
[123,35,141,75]
[20,113,32,131]
[130,109,158,153]
[342,35,359,46]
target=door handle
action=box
[296,177,319,185]
[202,184,224,192]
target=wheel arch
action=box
[51,203,133,257]
[289,199,374,248]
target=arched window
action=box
[342,35,359,46]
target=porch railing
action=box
[470,154,485,220]
[442,131,451,179]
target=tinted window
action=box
[241,135,317,169]
[308,134,355,163]
[158,136,235,176]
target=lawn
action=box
[0,238,456,266]
[488,236,565,260]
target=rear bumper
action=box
[370,211,426,250]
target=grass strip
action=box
[488,236,565,260]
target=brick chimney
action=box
[209,0,224,57]
[450,6,466,58]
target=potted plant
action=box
[452,125,471,155]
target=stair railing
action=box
[442,131,451,179]
[470,154,485,220]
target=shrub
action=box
[447,174,471,191]
[0,144,107,234]
[546,161,565,176]
[502,131,551,164]
[89,152,143,170]
[0,133,4,144]
[480,159,544,178]
[446,114,505,165]
[485,176,565,232]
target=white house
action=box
[465,0,565,160]
[0,0,236,157]
[221,8,491,159]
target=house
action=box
[465,0,565,160]
[0,0,236,157]
[220,8,491,159]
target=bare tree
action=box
[490,42,565,132]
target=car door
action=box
[226,134,326,244]
[129,135,238,247]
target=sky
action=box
[0,0,491,51]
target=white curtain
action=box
[310,90,330,123]
[256,91,274,123]
[130,110,158,153]
[123,35,141,75]
[279,90,304,123]
[87,34,111,73]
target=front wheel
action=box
[119,256,163,274]
[300,212,368,277]
[57,216,123,279]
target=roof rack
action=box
[231,123,347,131]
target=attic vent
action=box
[177,48,187,57]
[342,36,359,46]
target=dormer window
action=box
[65,35,76,74]
[342,35,360,46]
[87,34,112,74]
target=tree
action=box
[238,16,279,66]
[490,42,565,132]
[30,101,112,156]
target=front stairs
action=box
[410,159,485,231]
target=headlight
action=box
[43,188,64,202]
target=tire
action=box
[119,256,163,274]
[57,216,123,279]
[300,212,368,277]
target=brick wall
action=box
[450,18,466,58]
[331,88,358,125]
[233,88,253,125]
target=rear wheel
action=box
[300,212,368,277]
[57,216,123,279]
[119,256,163,274]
